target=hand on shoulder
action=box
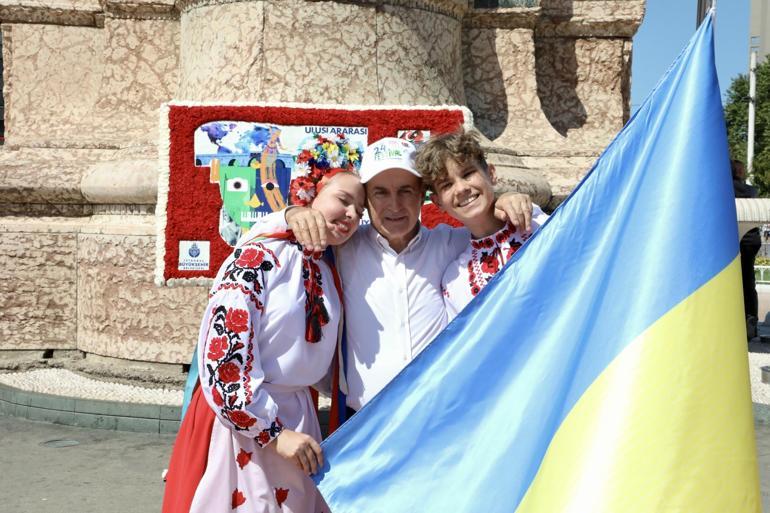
[494,192,533,233]
[286,207,329,252]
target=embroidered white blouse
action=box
[190,234,339,513]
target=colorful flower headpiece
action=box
[289,134,362,207]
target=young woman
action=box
[163,135,365,513]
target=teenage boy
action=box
[415,128,548,320]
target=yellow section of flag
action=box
[515,257,760,513]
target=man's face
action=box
[365,169,424,248]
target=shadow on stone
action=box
[463,29,508,141]
[473,0,538,7]
[535,36,586,137]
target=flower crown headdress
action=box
[289,133,362,207]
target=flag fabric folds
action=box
[314,12,761,513]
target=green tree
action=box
[724,57,770,196]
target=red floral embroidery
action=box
[236,449,252,469]
[235,247,264,268]
[232,489,247,509]
[203,238,287,434]
[467,223,526,297]
[275,488,289,508]
[207,336,229,360]
[218,362,241,383]
[225,308,249,333]
[227,410,257,429]
[505,242,522,260]
[255,418,284,448]
[479,252,500,274]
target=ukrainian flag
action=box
[315,12,760,512]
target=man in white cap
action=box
[267,137,534,415]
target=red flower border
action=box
[161,104,467,283]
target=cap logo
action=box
[373,143,405,161]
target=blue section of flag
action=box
[315,13,737,513]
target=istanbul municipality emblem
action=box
[188,243,201,258]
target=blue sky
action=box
[631,0,750,110]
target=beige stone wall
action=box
[178,2,268,102]
[0,14,188,368]
[179,0,464,105]
[463,1,641,202]
[531,37,630,153]
[0,0,645,370]
[0,219,82,351]
[0,212,207,364]
[3,18,178,150]
[77,215,207,364]
[3,23,105,148]
[464,27,539,145]
[96,17,180,147]
[377,5,465,105]
[260,0,379,104]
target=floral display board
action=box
[156,102,471,286]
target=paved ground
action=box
[1,413,769,512]
[759,422,770,513]
[0,415,174,513]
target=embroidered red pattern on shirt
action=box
[236,449,252,469]
[232,489,247,509]
[290,239,330,344]
[467,224,527,296]
[202,243,283,444]
[275,487,289,508]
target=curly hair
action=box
[414,129,488,190]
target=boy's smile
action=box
[433,158,497,224]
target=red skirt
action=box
[162,387,215,513]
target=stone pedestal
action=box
[0,0,645,376]
[76,210,207,364]
[464,0,643,204]
[177,0,467,105]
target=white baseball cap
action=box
[359,137,421,184]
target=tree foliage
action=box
[724,56,770,196]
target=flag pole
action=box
[696,0,711,26]
[749,48,757,180]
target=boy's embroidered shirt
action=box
[441,205,549,320]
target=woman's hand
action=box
[274,429,324,475]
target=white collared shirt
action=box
[338,223,469,409]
